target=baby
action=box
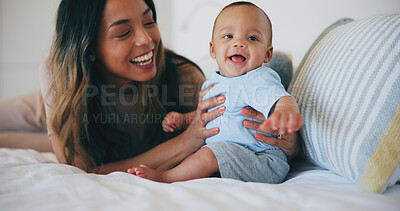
[128,1,303,183]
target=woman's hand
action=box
[242,107,300,160]
[182,83,225,151]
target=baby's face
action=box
[210,5,272,77]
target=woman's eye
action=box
[144,21,155,27]
[224,35,233,39]
[248,36,258,41]
[116,31,130,38]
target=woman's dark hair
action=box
[48,0,108,170]
[48,0,164,170]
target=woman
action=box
[1,0,299,174]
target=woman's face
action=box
[95,0,160,88]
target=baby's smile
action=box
[229,54,247,63]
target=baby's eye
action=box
[224,35,233,39]
[248,36,258,41]
[116,31,130,38]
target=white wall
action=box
[167,0,400,78]
[1,0,399,100]
[0,0,60,100]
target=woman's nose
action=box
[134,27,152,46]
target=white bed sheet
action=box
[0,148,399,211]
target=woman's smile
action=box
[130,50,154,68]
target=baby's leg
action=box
[130,147,219,183]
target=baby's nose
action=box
[233,40,245,48]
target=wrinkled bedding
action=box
[0,148,399,211]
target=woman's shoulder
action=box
[165,49,205,85]
[163,50,205,112]
[39,57,52,97]
[39,57,50,81]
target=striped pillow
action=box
[289,14,400,193]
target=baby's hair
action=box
[212,1,273,45]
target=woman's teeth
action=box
[131,51,153,65]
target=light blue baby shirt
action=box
[202,66,291,152]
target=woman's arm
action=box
[50,84,225,174]
[93,84,225,174]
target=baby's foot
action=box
[128,164,165,182]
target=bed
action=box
[0,148,398,210]
[1,14,400,211]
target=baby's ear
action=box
[264,46,273,63]
[209,41,216,59]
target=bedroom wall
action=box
[166,0,400,78]
[0,0,60,100]
[0,0,399,101]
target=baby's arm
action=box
[162,111,196,132]
[262,96,303,135]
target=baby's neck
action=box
[218,66,261,78]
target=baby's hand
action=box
[162,111,187,132]
[261,110,303,135]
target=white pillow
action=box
[289,14,400,193]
